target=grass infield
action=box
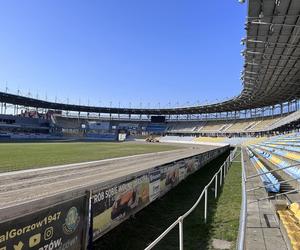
[208,149,242,249]
[0,142,180,172]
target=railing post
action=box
[227,160,230,172]
[143,150,238,250]
[179,217,184,250]
[237,149,246,250]
[220,168,223,186]
[204,188,208,223]
[215,175,218,198]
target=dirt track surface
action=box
[0,145,219,219]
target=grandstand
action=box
[246,147,280,193]
[0,106,299,140]
[244,133,300,249]
[0,113,51,139]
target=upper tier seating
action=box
[168,121,206,133]
[52,115,84,129]
[198,121,227,133]
[225,120,256,133]
[268,110,300,131]
[247,117,282,132]
[167,114,289,134]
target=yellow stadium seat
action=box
[280,214,299,223]
[286,224,300,234]
[294,211,300,222]
[288,232,300,244]
[292,244,300,250]
[278,210,290,217]
[282,218,295,226]
[289,203,300,214]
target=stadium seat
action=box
[247,148,280,193]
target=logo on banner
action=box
[13,241,23,250]
[44,227,53,240]
[63,207,80,235]
[29,233,41,247]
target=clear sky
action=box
[0,0,246,108]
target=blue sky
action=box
[0,0,246,108]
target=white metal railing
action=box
[237,149,247,250]
[144,148,238,250]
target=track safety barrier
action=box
[144,148,238,250]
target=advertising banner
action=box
[185,158,199,175]
[92,174,150,239]
[0,196,88,250]
[160,163,180,195]
[148,170,161,202]
[178,163,187,182]
[91,148,226,240]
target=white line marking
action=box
[0,149,183,177]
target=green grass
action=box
[208,149,242,249]
[94,149,242,250]
[0,142,180,172]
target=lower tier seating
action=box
[249,146,300,180]
[247,148,280,193]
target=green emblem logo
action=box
[63,207,80,234]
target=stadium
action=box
[0,0,300,250]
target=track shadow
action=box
[94,150,231,250]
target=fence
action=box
[144,147,238,250]
[237,149,247,250]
